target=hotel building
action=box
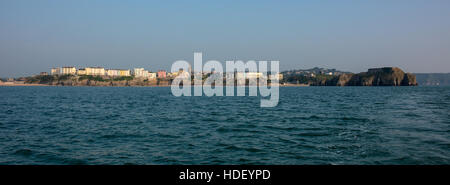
[62,67,77,75]
[85,67,105,76]
[51,68,61,75]
[106,69,120,76]
[77,68,87,75]
[134,68,150,78]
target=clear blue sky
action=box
[1,0,449,77]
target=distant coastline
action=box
[414,73,450,86]
[0,84,308,87]
[1,66,420,87]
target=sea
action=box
[0,86,449,164]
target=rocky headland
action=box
[315,67,417,86]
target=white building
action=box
[62,67,76,75]
[85,67,105,76]
[51,68,61,75]
[77,68,86,75]
[134,68,152,78]
[133,68,147,77]
[148,72,157,79]
[106,69,120,76]
[236,72,263,79]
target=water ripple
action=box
[0,86,449,164]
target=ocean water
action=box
[0,86,448,165]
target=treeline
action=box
[281,74,334,85]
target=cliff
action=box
[321,67,417,86]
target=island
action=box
[281,67,417,86]
[316,67,418,86]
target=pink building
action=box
[157,70,167,78]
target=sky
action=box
[1,0,450,77]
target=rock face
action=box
[325,73,354,86]
[401,73,418,86]
[324,67,418,86]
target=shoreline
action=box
[0,83,50,86]
[1,84,429,87]
[0,83,310,87]
[4,83,429,87]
